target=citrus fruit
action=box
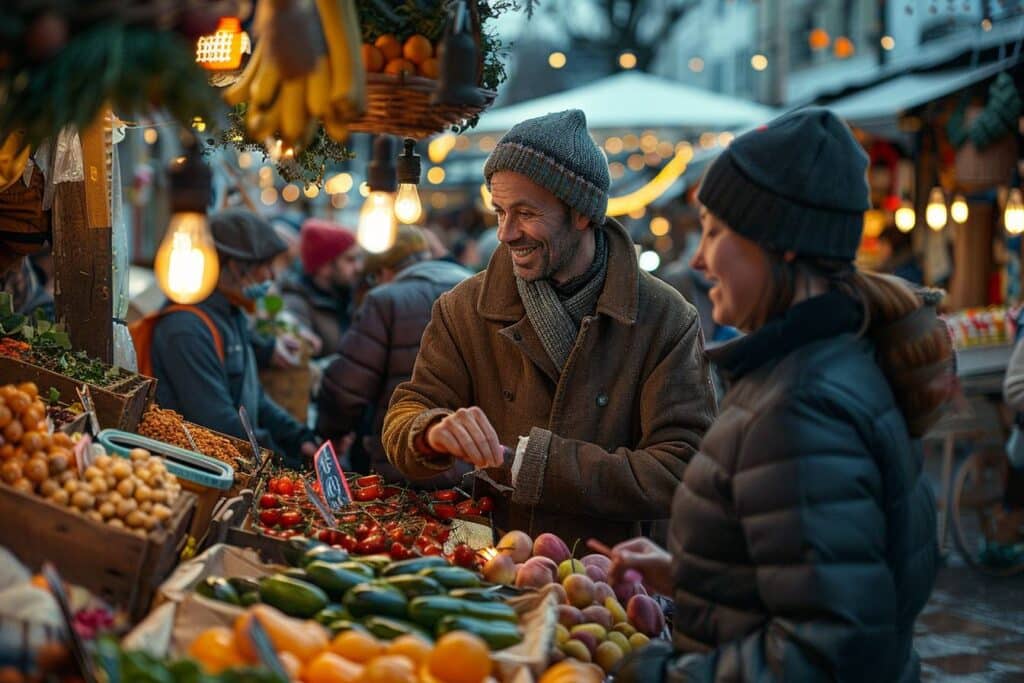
[402,34,433,64]
[304,651,363,683]
[418,57,439,79]
[329,630,385,663]
[384,58,416,77]
[362,44,385,73]
[277,651,304,680]
[385,634,432,667]
[374,34,402,61]
[187,627,245,674]
[361,654,417,683]
[427,631,491,683]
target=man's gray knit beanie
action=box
[483,109,610,226]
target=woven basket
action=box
[346,73,497,139]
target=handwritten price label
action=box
[314,441,352,510]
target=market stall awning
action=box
[829,60,1014,131]
[472,72,777,134]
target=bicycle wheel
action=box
[950,449,1024,577]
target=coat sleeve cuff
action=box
[511,427,552,506]
[408,407,455,473]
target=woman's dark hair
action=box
[751,254,954,437]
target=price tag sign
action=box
[73,434,94,475]
[314,441,351,510]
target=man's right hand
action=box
[425,407,504,469]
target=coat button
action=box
[596,393,609,407]
[503,390,514,401]
[512,331,522,341]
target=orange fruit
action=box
[384,58,416,77]
[362,44,385,73]
[7,392,29,415]
[361,654,417,683]
[427,632,491,683]
[402,34,433,65]
[187,627,246,674]
[385,634,432,667]
[304,651,363,683]
[17,383,37,399]
[418,57,439,79]
[375,34,402,61]
[277,651,304,680]
[329,630,385,663]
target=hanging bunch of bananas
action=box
[222,0,366,152]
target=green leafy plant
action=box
[254,294,296,339]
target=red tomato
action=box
[276,477,294,496]
[278,529,297,539]
[354,485,382,502]
[420,543,443,556]
[380,486,401,500]
[340,513,360,524]
[259,493,280,509]
[355,534,386,555]
[335,532,357,551]
[279,510,303,528]
[455,499,481,517]
[432,503,456,520]
[356,474,382,488]
[452,543,477,568]
[355,522,379,540]
[432,489,459,502]
[259,509,282,526]
[317,528,334,543]
[389,542,414,560]
[477,496,494,513]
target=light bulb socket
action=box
[397,138,422,185]
[168,137,212,214]
[367,135,398,192]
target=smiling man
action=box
[382,109,716,544]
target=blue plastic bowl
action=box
[96,429,234,491]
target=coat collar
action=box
[707,290,864,381]
[476,217,639,325]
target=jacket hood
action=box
[395,259,473,287]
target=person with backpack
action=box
[608,109,952,682]
[136,209,318,462]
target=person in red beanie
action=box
[280,218,363,358]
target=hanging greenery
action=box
[947,72,1022,151]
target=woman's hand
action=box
[609,537,674,597]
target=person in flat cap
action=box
[609,108,951,682]
[382,109,716,544]
[150,209,318,462]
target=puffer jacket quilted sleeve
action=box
[627,335,937,683]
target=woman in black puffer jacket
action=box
[610,108,953,682]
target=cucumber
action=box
[282,567,312,582]
[301,545,350,567]
[258,574,329,618]
[408,596,468,630]
[417,566,480,589]
[314,604,352,626]
[227,577,261,595]
[381,556,451,577]
[436,615,522,650]
[357,554,393,574]
[195,577,240,605]
[362,616,433,642]
[305,561,374,600]
[240,591,260,607]
[461,601,518,623]
[337,561,377,579]
[328,620,370,635]
[343,584,409,620]
[448,587,506,602]
[282,536,321,567]
[379,574,445,598]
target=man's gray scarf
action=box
[516,230,608,371]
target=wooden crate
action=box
[0,483,196,622]
[182,421,273,494]
[0,354,156,432]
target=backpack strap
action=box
[164,304,225,363]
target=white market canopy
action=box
[472,71,778,134]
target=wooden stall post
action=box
[948,202,995,310]
[52,113,113,363]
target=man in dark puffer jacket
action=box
[317,226,472,484]
[610,109,947,682]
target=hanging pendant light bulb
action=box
[925,187,947,231]
[894,197,916,233]
[394,138,423,224]
[1006,188,1024,235]
[950,193,969,224]
[154,138,218,304]
[358,135,398,253]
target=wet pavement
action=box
[917,556,1024,682]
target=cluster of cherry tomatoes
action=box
[253,472,495,566]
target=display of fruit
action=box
[362,33,440,80]
[187,606,500,683]
[193,540,524,653]
[0,382,181,536]
[484,530,665,672]
[222,0,367,150]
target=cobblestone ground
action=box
[917,557,1024,682]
